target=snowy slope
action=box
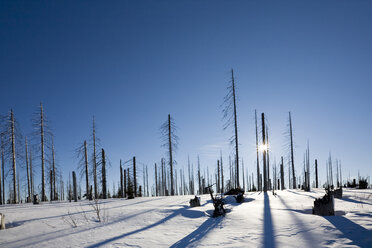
[0,189,371,248]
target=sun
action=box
[259,144,268,152]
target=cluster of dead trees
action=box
[2,71,368,207]
[0,103,61,205]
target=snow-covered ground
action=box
[0,189,371,247]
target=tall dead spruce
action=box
[288,112,296,189]
[91,117,99,199]
[33,103,53,201]
[160,114,178,196]
[222,69,240,188]
[1,109,23,204]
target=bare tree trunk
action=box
[29,149,34,199]
[221,153,224,194]
[40,103,46,201]
[92,117,98,199]
[124,168,127,198]
[280,156,285,190]
[198,155,201,194]
[84,141,90,199]
[50,170,53,201]
[266,126,270,190]
[120,160,123,198]
[255,110,260,191]
[146,166,149,197]
[72,171,77,202]
[11,109,17,204]
[315,159,318,188]
[168,114,174,196]
[289,112,296,189]
[102,149,107,199]
[231,69,240,188]
[242,160,245,192]
[133,156,137,197]
[217,160,220,193]
[155,163,158,196]
[25,137,31,202]
[1,135,4,204]
[261,113,267,192]
[0,144,2,205]
[52,139,57,200]
[162,159,165,196]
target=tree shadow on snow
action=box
[323,215,372,247]
[86,206,206,248]
[338,197,372,206]
[263,193,276,248]
[170,215,223,248]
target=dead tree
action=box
[160,115,178,196]
[198,155,202,194]
[91,117,99,199]
[25,137,31,202]
[289,112,296,189]
[315,159,318,188]
[217,160,220,193]
[255,110,261,191]
[29,146,34,199]
[155,163,158,196]
[0,141,2,205]
[84,141,90,199]
[76,140,90,200]
[101,149,107,199]
[35,103,47,201]
[50,170,53,201]
[72,171,77,202]
[222,69,240,188]
[266,125,270,190]
[11,110,17,203]
[133,156,137,197]
[261,113,267,192]
[220,152,224,194]
[280,156,285,190]
[124,168,127,198]
[51,138,57,200]
[120,160,124,198]
[1,135,4,204]
[2,109,22,204]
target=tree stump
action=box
[333,188,342,199]
[33,194,40,205]
[313,193,334,216]
[189,196,201,207]
[0,213,5,230]
[234,192,244,203]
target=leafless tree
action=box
[222,69,240,188]
[160,114,178,196]
[76,140,90,200]
[1,109,23,204]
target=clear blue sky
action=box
[1,0,371,195]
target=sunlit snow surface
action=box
[0,189,371,247]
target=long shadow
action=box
[170,216,223,247]
[338,197,372,206]
[263,193,276,248]
[324,216,372,247]
[86,206,205,248]
[286,190,317,199]
[1,208,155,248]
[277,195,317,245]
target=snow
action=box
[0,189,371,247]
